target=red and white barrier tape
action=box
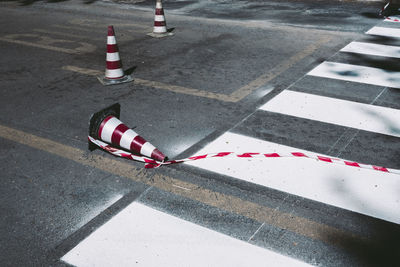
[384,16,400,22]
[88,136,400,175]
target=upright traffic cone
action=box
[147,0,174,38]
[89,103,167,162]
[98,26,133,85]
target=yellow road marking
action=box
[0,33,96,54]
[2,23,330,102]
[62,65,234,101]
[230,36,332,100]
[69,18,151,31]
[34,29,102,41]
[49,25,140,42]
[63,36,331,102]
[64,66,102,76]
[0,123,365,248]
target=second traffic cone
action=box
[98,26,133,85]
[89,103,167,162]
[147,0,174,38]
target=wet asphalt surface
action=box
[2,0,400,266]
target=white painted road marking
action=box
[341,41,400,58]
[61,202,311,267]
[186,132,400,224]
[366,26,400,38]
[307,61,400,88]
[259,90,400,138]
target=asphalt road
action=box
[1,0,400,266]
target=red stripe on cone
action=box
[98,115,114,139]
[155,9,164,15]
[154,21,166,27]
[111,124,129,145]
[131,135,147,154]
[108,26,115,36]
[151,149,166,162]
[107,45,119,53]
[106,61,122,70]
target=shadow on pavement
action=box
[326,176,400,267]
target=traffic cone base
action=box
[97,74,133,86]
[89,103,121,151]
[147,31,174,38]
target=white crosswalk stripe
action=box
[307,61,400,88]
[366,26,400,38]
[62,202,311,267]
[340,41,400,58]
[259,90,400,138]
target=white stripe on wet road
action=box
[340,41,400,58]
[61,202,311,267]
[186,132,400,224]
[366,26,400,38]
[307,61,400,88]
[259,90,400,138]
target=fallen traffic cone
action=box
[147,0,174,38]
[98,26,133,85]
[89,103,167,162]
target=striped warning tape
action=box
[88,136,400,175]
[384,16,400,22]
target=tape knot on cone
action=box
[98,26,133,85]
[147,0,174,38]
[89,103,167,162]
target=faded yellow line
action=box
[68,18,150,31]
[34,29,101,41]
[48,26,139,42]
[63,36,330,102]
[62,65,234,102]
[0,36,80,54]
[229,36,332,101]
[134,79,234,101]
[0,33,96,54]
[63,66,102,76]
[0,124,365,248]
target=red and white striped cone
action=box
[147,0,174,38]
[88,103,167,162]
[98,26,133,85]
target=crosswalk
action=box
[188,22,400,223]
[189,21,400,219]
[61,20,400,266]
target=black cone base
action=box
[88,103,121,151]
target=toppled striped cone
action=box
[147,0,174,38]
[88,103,167,162]
[98,26,133,85]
